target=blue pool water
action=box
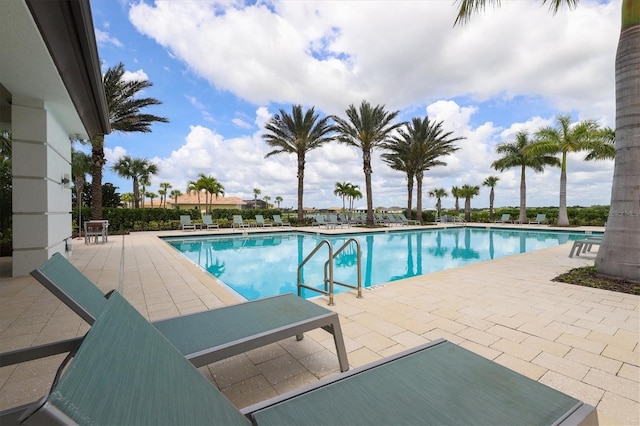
[164,228,596,301]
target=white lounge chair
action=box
[180,215,196,231]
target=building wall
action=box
[11,95,72,276]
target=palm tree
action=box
[451,186,461,212]
[585,127,615,161]
[380,134,416,220]
[334,182,351,210]
[459,184,480,222]
[528,114,603,226]
[71,148,92,235]
[170,189,182,208]
[90,62,168,219]
[333,100,404,226]
[275,196,283,208]
[482,176,500,221]
[410,117,463,224]
[263,195,271,208]
[120,192,134,208]
[263,105,336,222]
[346,184,363,212]
[186,180,201,212]
[455,0,640,292]
[492,131,560,223]
[159,182,172,208]
[147,192,157,208]
[111,156,158,209]
[429,188,448,219]
[253,188,261,209]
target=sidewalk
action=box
[1,227,638,424]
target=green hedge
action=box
[73,207,289,233]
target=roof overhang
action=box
[0,0,109,138]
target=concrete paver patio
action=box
[0,225,638,424]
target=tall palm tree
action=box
[584,127,616,161]
[346,184,363,212]
[380,133,416,220]
[111,156,158,209]
[253,188,261,209]
[186,180,201,212]
[263,105,336,222]
[333,100,404,226]
[147,192,157,208]
[451,186,461,212]
[159,182,172,208]
[455,0,640,294]
[411,117,463,224]
[71,148,92,235]
[90,62,168,219]
[334,182,351,210]
[492,131,560,224]
[528,114,602,225]
[482,176,500,221]
[429,188,448,219]
[459,184,480,222]
[275,196,283,208]
[263,195,271,208]
[170,189,182,208]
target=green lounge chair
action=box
[233,215,250,229]
[397,213,419,225]
[180,215,196,231]
[495,213,512,223]
[13,290,596,425]
[28,253,349,371]
[529,213,547,224]
[272,215,290,226]
[202,214,220,230]
[255,214,273,227]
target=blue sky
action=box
[88,0,619,210]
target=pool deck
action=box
[1,223,638,424]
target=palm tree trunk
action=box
[90,135,106,219]
[465,198,471,222]
[297,155,305,222]
[489,188,494,221]
[406,175,414,220]
[363,150,374,226]
[416,173,423,225]
[596,18,640,281]
[133,178,140,209]
[519,166,527,223]
[558,153,569,226]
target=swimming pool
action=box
[164,228,596,301]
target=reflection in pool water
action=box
[164,228,594,301]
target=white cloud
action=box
[100,0,620,209]
[95,28,123,47]
[122,69,148,82]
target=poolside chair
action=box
[202,214,220,230]
[233,215,250,229]
[272,214,290,226]
[569,236,603,258]
[375,213,390,225]
[327,214,341,228]
[11,290,597,425]
[338,213,352,227]
[397,213,419,226]
[255,214,273,227]
[495,213,512,224]
[27,253,349,371]
[180,215,196,231]
[529,213,547,224]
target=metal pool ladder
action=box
[297,238,363,305]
